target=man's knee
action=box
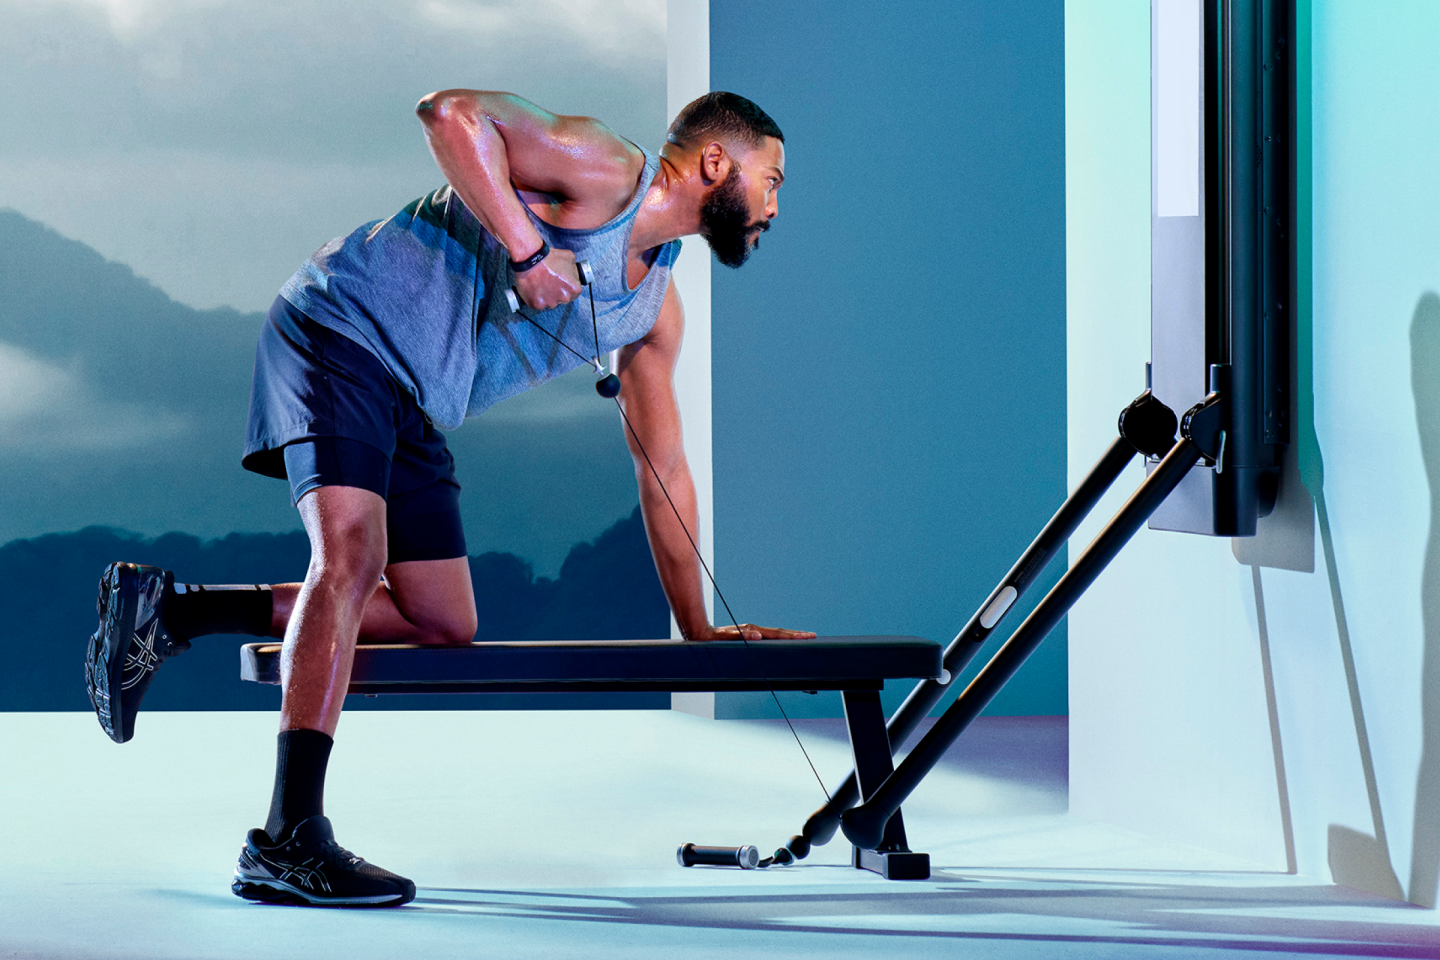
[299,487,389,597]
[313,532,386,596]
[384,556,477,645]
[312,542,387,600]
[432,605,478,646]
[403,596,476,646]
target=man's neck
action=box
[629,147,704,257]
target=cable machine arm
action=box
[777,390,1180,862]
[839,389,1224,850]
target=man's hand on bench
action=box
[687,624,818,643]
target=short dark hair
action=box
[666,92,784,151]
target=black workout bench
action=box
[241,635,942,879]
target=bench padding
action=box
[240,635,942,695]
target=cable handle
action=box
[504,259,594,313]
[677,843,760,870]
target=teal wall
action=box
[1067,0,1440,905]
[707,2,1069,718]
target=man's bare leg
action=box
[277,485,389,736]
[233,484,453,908]
[84,483,478,746]
[274,493,478,736]
[267,559,478,649]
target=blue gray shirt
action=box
[280,148,680,430]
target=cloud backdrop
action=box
[0,0,666,312]
[0,1,670,574]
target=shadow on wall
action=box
[1314,464,1403,900]
[1282,291,1440,905]
[1408,291,1440,907]
[1238,252,1430,901]
[1244,362,1408,900]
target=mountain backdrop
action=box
[0,207,675,715]
[2,507,670,714]
[0,208,642,574]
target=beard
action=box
[700,164,769,269]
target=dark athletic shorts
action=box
[241,296,467,564]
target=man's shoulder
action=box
[558,118,648,208]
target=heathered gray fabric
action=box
[279,149,679,430]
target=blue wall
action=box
[709,1,1068,717]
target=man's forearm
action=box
[415,92,544,260]
[637,464,711,640]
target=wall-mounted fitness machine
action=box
[1148,0,1294,536]
[805,0,1299,867]
[242,0,1297,881]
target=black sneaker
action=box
[84,562,190,743]
[232,816,416,907]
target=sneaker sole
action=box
[232,875,415,908]
[85,563,138,744]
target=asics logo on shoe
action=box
[254,852,334,895]
[120,619,163,691]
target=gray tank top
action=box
[279,148,680,430]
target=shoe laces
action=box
[320,838,363,866]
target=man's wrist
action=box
[677,617,712,641]
[509,238,549,273]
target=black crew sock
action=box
[264,728,334,843]
[164,582,273,642]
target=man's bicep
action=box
[620,281,685,386]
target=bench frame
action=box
[241,635,940,880]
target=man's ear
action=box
[699,141,730,186]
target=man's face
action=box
[700,136,785,269]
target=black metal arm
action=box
[839,433,1204,849]
[779,390,1179,860]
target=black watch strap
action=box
[510,240,550,273]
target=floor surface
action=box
[3,710,1438,959]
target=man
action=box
[83,90,812,907]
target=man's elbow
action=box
[416,89,518,127]
[635,449,688,491]
[415,89,477,125]
[416,91,452,124]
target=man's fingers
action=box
[686,624,818,642]
[516,273,580,310]
[730,624,818,640]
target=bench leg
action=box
[841,689,930,880]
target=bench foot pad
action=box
[853,847,930,880]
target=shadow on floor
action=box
[409,875,1439,956]
[758,715,1069,808]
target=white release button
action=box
[979,585,1019,630]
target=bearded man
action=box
[84,90,811,907]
